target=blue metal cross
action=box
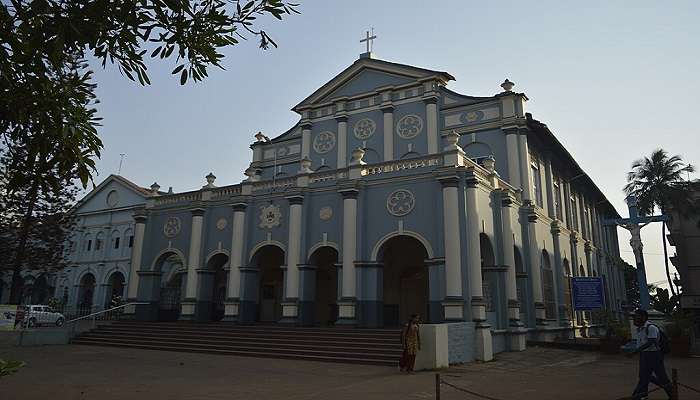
[604,195,668,310]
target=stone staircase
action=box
[72,321,402,366]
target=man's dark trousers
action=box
[632,351,672,399]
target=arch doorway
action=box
[309,246,338,326]
[155,252,185,321]
[379,236,429,327]
[78,273,96,314]
[252,245,285,322]
[204,253,229,322]
[104,271,126,308]
[480,234,499,328]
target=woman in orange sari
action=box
[399,314,421,373]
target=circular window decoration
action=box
[396,114,423,139]
[106,190,119,207]
[313,131,336,154]
[319,206,333,221]
[277,147,288,157]
[163,217,182,238]
[216,218,228,231]
[386,189,416,217]
[353,118,376,140]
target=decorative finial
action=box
[350,147,366,166]
[483,156,496,173]
[255,131,266,142]
[167,186,174,194]
[299,157,313,174]
[500,79,515,92]
[444,130,461,151]
[150,182,161,196]
[203,172,216,189]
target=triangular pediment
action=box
[73,175,150,214]
[293,57,454,112]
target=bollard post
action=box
[435,373,440,400]
[672,368,678,400]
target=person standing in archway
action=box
[399,314,421,373]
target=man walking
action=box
[630,309,672,400]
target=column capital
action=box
[436,174,460,188]
[550,220,562,235]
[422,95,438,105]
[134,212,148,224]
[190,207,206,217]
[338,187,360,199]
[285,194,304,205]
[499,189,518,207]
[335,113,348,123]
[501,125,520,135]
[380,102,394,113]
[300,120,312,130]
[231,202,248,212]
[464,175,481,189]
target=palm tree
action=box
[624,148,695,297]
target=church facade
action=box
[125,53,627,360]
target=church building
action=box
[124,50,627,361]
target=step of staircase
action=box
[72,321,402,366]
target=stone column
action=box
[504,128,521,189]
[551,221,569,327]
[181,207,205,320]
[381,102,394,161]
[336,113,348,168]
[465,174,493,361]
[525,206,547,326]
[424,96,438,154]
[223,202,247,321]
[501,190,526,351]
[544,158,555,218]
[301,120,312,160]
[337,188,359,324]
[281,194,304,323]
[126,212,147,319]
[439,176,464,321]
[517,130,532,202]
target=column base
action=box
[474,322,494,361]
[507,327,527,352]
[221,301,240,322]
[179,301,196,321]
[442,300,465,321]
[335,300,357,326]
[279,301,299,324]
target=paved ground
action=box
[1,344,699,400]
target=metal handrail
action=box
[65,302,147,324]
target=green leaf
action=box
[180,69,188,85]
[171,65,184,75]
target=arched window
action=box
[123,228,134,252]
[95,232,104,252]
[111,230,121,252]
[541,250,556,320]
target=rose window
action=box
[313,131,336,154]
[353,118,376,140]
[386,189,416,216]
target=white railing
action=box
[211,184,242,200]
[252,177,297,192]
[64,302,148,338]
[361,155,441,176]
[154,191,202,205]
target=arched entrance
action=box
[104,271,126,308]
[77,273,96,314]
[203,253,229,322]
[31,275,49,304]
[480,234,499,328]
[308,246,338,326]
[155,252,185,321]
[379,236,429,327]
[252,245,285,322]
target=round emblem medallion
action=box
[319,206,333,221]
[313,131,336,154]
[386,189,416,217]
[163,217,182,238]
[259,204,282,229]
[106,190,119,207]
[353,118,376,140]
[277,147,288,157]
[216,218,228,230]
[396,114,423,139]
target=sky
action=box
[86,0,699,290]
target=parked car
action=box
[20,305,65,328]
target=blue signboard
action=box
[571,277,605,311]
